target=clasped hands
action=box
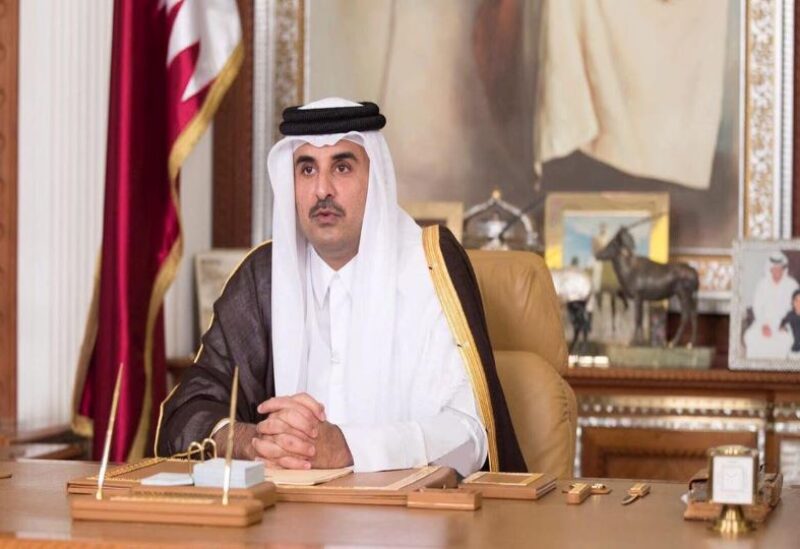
[214,392,353,470]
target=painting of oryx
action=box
[562,211,652,270]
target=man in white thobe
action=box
[157,98,527,475]
[744,253,798,359]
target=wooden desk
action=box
[1,460,799,548]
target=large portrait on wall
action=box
[296,0,792,301]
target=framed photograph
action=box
[401,201,464,242]
[194,249,248,335]
[730,240,800,371]
[255,0,793,306]
[710,455,757,505]
[544,192,669,270]
[708,446,758,505]
[544,192,669,347]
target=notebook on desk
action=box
[460,471,557,500]
[265,467,352,486]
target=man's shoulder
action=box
[219,240,273,297]
[235,240,273,274]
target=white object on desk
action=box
[140,472,194,486]
[264,467,353,486]
[193,458,264,489]
[711,455,755,505]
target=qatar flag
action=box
[72,0,242,461]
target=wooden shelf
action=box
[564,365,800,391]
[566,363,800,481]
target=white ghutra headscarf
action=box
[267,97,450,426]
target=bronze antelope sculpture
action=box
[595,226,699,347]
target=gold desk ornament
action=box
[707,445,758,536]
[187,438,217,461]
[96,362,124,501]
[222,366,239,505]
[186,437,217,475]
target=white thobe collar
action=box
[309,246,356,308]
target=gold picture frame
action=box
[544,192,670,270]
[401,201,464,243]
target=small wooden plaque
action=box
[461,472,557,500]
[407,488,481,511]
[70,494,264,527]
[0,470,11,480]
[131,481,277,509]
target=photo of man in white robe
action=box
[743,253,799,359]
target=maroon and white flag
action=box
[72,0,242,461]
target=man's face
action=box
[293,140,370,265]
[771,264,785,283]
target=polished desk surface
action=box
[1,460,799,548]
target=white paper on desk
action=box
[264,467,353,486]
[140,472,194,486]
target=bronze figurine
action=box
[595,227,698,347]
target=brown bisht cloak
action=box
[156,225,526,472]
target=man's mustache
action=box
[309,196,345,217]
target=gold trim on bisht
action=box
[129,43,245,461]
[152,239,272,458]
[422,225,499,472]
[153,384,181,458]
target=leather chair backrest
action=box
[467,250,568,373]
[466,249,575,477]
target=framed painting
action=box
[544,192,669,270]
[249,0,794,310]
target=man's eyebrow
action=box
[332,152,358,162]
[294,155,316,166]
